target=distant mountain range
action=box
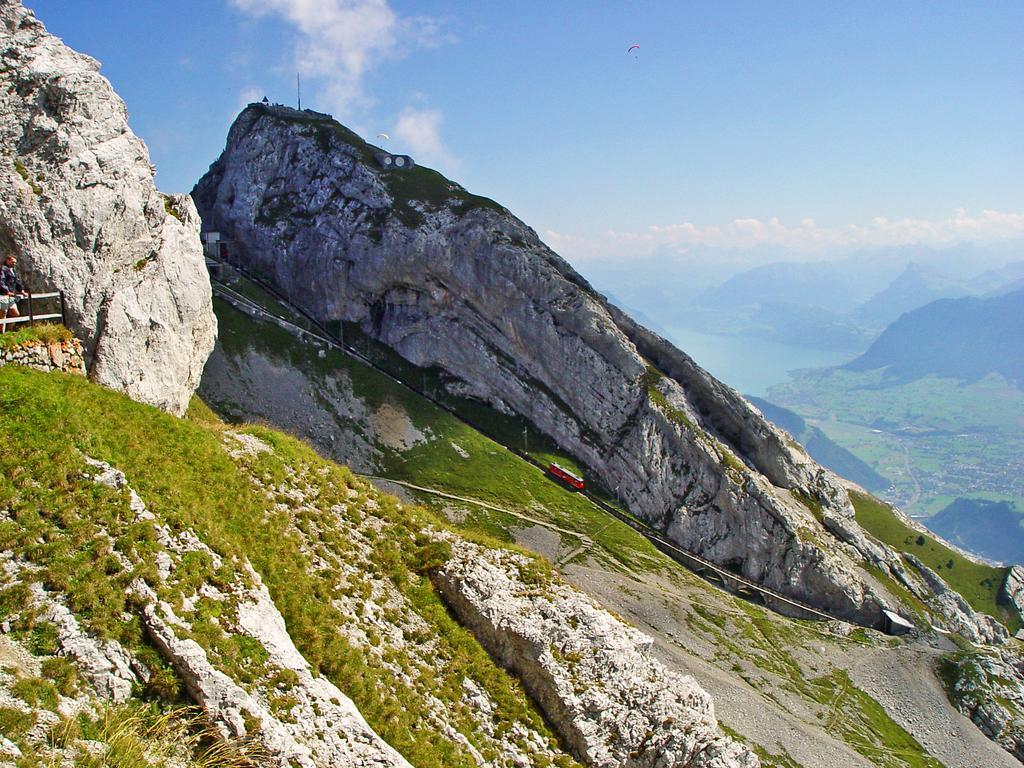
[694,260,885,314]
[846,287,1024,385]
[657,254,1024,356]
[927,498,1024,565]
[851,262,971,329]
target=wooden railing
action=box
[2,291,67,327]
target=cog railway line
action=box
[208,258,855,628]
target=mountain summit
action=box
[193,103,944,628]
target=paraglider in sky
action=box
[627,44,640,56]
[376,132,390,141]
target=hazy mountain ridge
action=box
[642,251,1024,360]
[929,498,1024,565]
[845,287,1024,386]
[851,262,972,329]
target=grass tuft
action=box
[0,323,72,351]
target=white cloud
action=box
[392,106,458,173]
[230,0,447,115]
[545,209,1024,264]
[237,85,264,110]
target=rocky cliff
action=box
[194,104,906,626]
[0,0,215,414]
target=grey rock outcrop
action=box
[944,650,1024,762]
[193,104,894,625]
[433,537,759,768]
[1002,566,1024,629]
[0,1,215,414]
[139,579,414,768]
[1,554,137,702]
[904,553,1009,645]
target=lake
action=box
[663,326,855,396]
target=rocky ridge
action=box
[198,279,1024,763]
[904,553,1009,645]
[192,104,958,628]
[0,0,215,414]
[434,538,759,768]
[943,648,1024,762]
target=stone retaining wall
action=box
[0,338,86,375]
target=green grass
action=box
[0,365,576,768]
[849,490,1018,632]
[162,195,184,222]
[14,159,42,195]
[719,723,805,768]
[643,365,697,433]
[0,322,71,351]
[811,670,943,768]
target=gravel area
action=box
[562,561,1020,768]
[845,644,1019,768]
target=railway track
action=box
[209,261,855,627]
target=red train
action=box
[547,462,585,491]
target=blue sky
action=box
[23,0,1024,268]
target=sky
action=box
[22,0,1024,272]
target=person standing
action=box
[0,253,26,333]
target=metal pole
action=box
[27,290,34,325]
[59,291,66,326]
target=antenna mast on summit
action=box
[296,73,301,111]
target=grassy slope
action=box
[0,366,574,768]
[205,286,959,767]
[849,491,1018,632]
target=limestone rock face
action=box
[904,553,1009,645]
[433,537,759,768]
[0,1,215,414]
[945,650,1024,761]
[1002,566,1024,630]
[193,104,898,625]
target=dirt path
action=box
[360,474,598,547]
